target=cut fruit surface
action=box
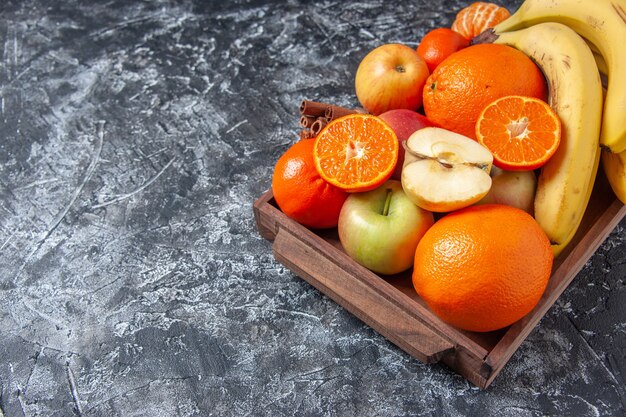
[313,114,398,192]
[476,95,561,171]
[401,127,493,212]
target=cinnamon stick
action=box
[311,118,328,135]
[300,115,317,128]
[300,129,315,140]
[325,105,357,121]
[299,100,328,117]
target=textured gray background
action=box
[0,0,624,416]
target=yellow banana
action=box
[584,40,609,88]
[486,23,602,247]
[602,150,626,204]
[492,0,626,153]
[555,147,626,257]
[584,40,608,76]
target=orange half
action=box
[476,95,561,171]
[313,114,398,192]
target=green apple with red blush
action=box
[338,180,434,275]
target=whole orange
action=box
[412,204,553,332]
[423,44,547,140]
[417,28,469,73]
[272,139,348,229]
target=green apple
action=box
[338,180,434,275]
[476,166,537,214]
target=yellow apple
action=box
[355,44,429,115]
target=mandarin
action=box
[272,139,348,229]
[423,44,547,140]
[413,204,553,332]
[451,2,510,40]
[417,28,469,73]
[476,95,561,171]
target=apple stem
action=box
[382,188,393,216]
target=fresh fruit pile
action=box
[270,0,626,333]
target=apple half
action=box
[401,127,493,212]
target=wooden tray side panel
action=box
[253,190,279,241]
[272,227,455,365]
[253,180,626,389]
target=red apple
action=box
[355,44,430,115]
[379,109,436,179]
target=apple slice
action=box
[401,127,493,212]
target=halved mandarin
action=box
[313,114,398,192]
[476,95,561,171]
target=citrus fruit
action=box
[476,96,561,171]
[417,28,470,73]
[313,114,399,192]
[413,204,553,332]
[272,139,348,229]
[423,43,547,140]
[451,2,511,40]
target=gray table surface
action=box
[0,0,624,416]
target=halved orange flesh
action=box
[476,95,561,171]
[313,114,398,192]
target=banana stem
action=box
[471,28,499,45]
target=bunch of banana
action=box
[472,0,626,256]
[475,22,603,256]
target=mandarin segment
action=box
[451,2,511,40]
[313,114,398,192]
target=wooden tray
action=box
[253,171,625,389]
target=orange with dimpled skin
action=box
[272,139,348,229]
[412,204,553,332]
[422,43,547,140]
